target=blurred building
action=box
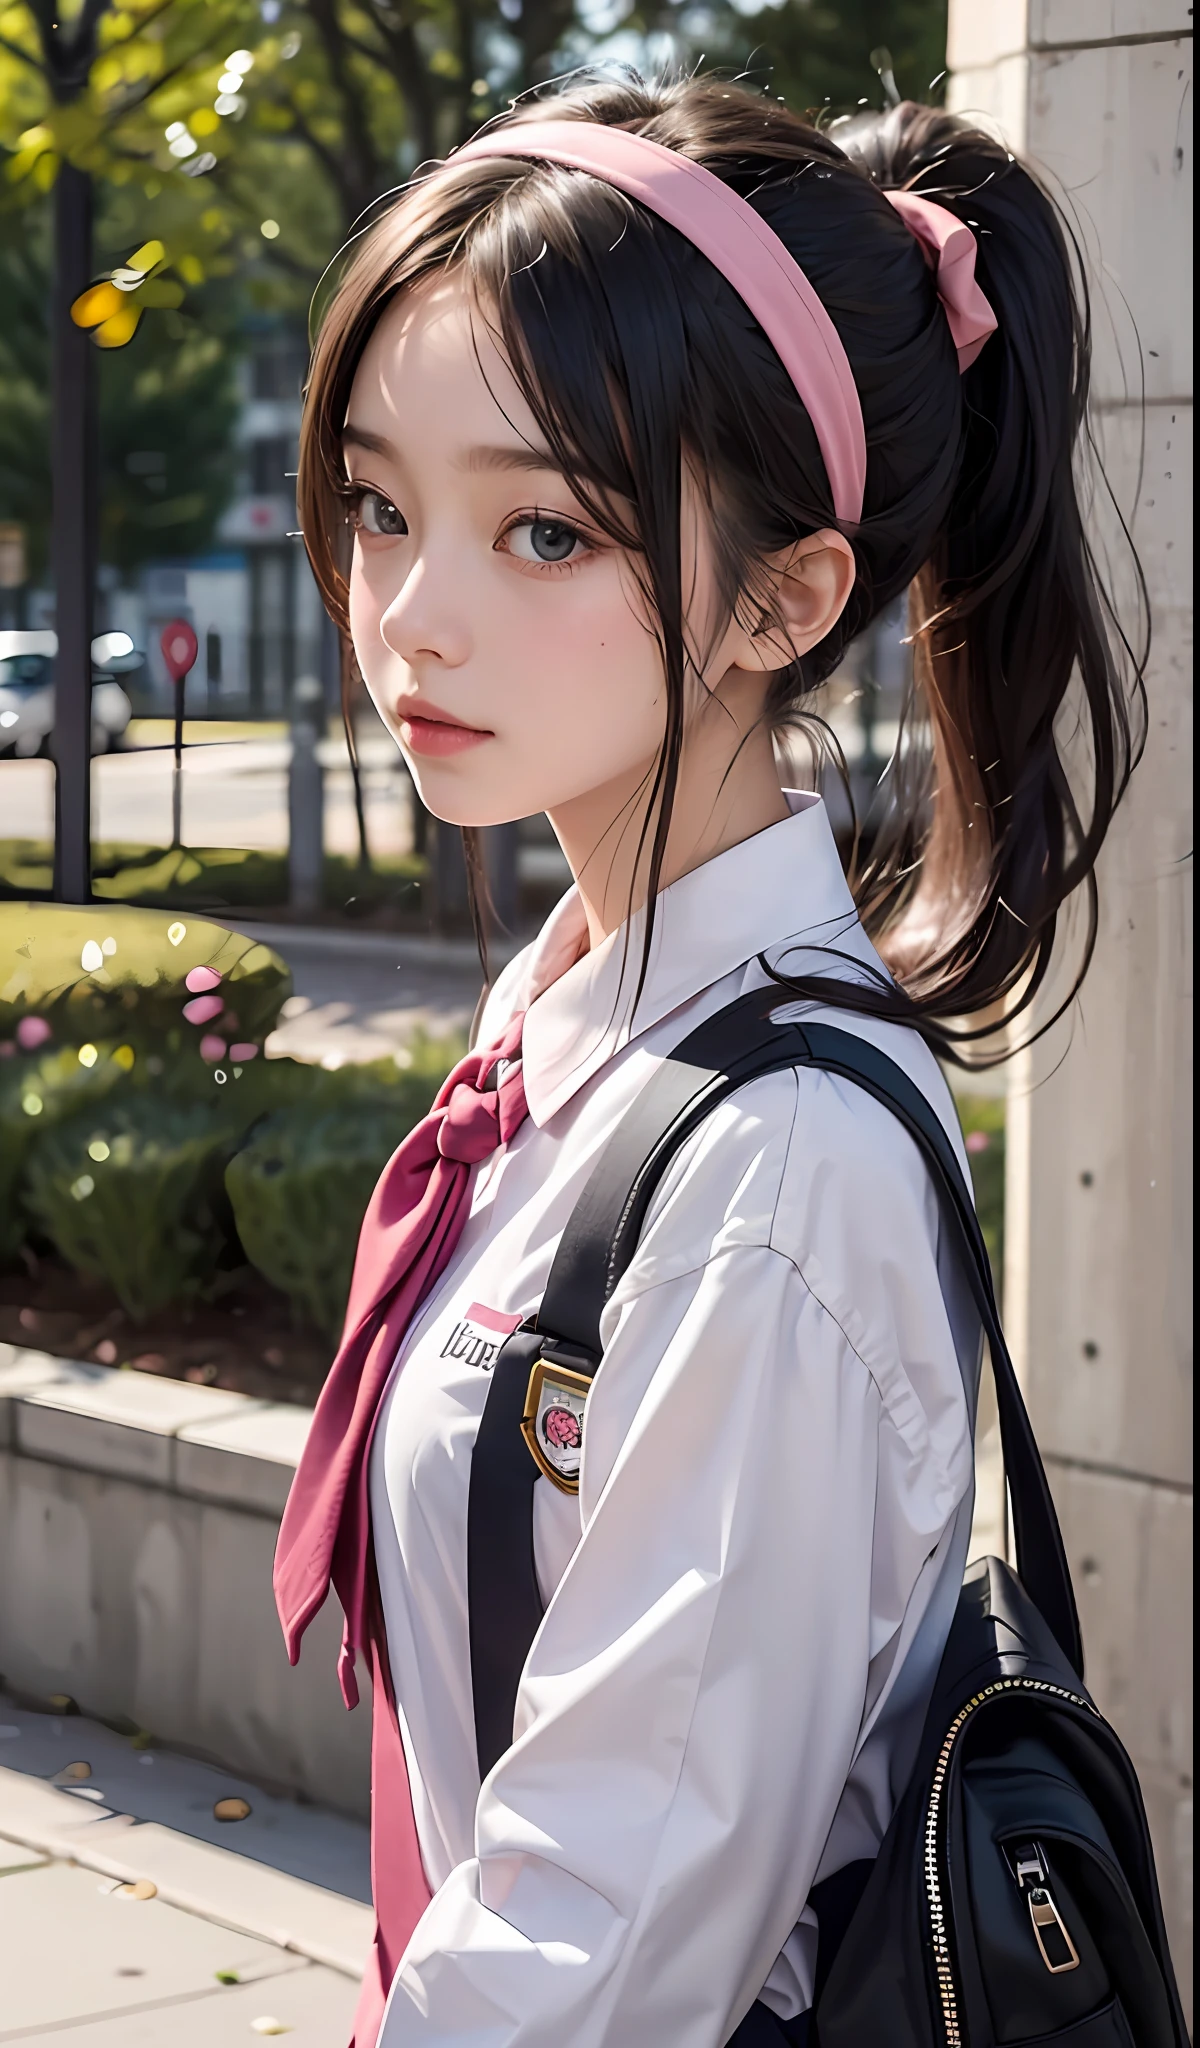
[98,322,329,717]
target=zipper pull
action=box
[1009,1841,1081,1975]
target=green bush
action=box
[23,1096,246,1321]
[0,901,291,1052]
[0,1035,321,1266]
[0,1042,134,1260]
[225,1036,458,1338]
[226,1102,401,1339]
[0,841,425,920]
[956,1092,1006,1300]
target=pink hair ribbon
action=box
[884,190,998,371]
[451,121,868,525]
[447,124,1000,524]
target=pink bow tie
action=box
[273,1011,528,2042]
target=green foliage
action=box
[3,981,461,1333]
[23,1093,244,1319]
[955,1091,1006,1299]
[0,1031,306,1261]
[0,1042,127,1258]
[0,900,291,1051]
[225,1099,399,1338]
[0,203,240,580]
[709,0,949,121]
[0,841,425,919]
[225,1034,458,1336]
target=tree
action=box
[0,206,239,581]
[710,0,949,119]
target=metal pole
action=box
[171,673,185,848]
[288,674,325,914]
[51,163,96,903]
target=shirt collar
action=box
[503,792,862,1127]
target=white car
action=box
[0,631,135,758]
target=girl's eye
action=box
[505,517,586,565]
[355,490,407,538]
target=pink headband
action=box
[449,122,998,527]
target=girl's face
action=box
[345,277,716,831]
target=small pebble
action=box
[61,1761,92,1781]
[250,2023,292,2038]
[116,1879,158,1900]
[214,1796,252,1822]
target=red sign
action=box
[161,618,198,684]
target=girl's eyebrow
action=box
[343,423,394,457]
[341,422,562,478]
[459,444,564,476]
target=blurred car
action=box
[0,630,138,758]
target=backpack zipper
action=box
[924,1675,1096,2046]
[1008,1840,1082,1973]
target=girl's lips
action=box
[398,713,492,757]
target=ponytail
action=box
[826,105,1147,1057]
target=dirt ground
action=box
[0,1255,333,1408]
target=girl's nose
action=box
[379,554,471,670]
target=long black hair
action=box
[299,73,1145,1061]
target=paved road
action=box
[0,1699,368,2045]
[222,921,492,1066]
[0,729,413,860]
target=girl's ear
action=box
[730,530,857,675]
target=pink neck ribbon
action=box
[274,1017,529,2045]
[451,121,999,523]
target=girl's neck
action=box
[547,684,789,953]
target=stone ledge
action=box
[176,1402,314,1517]
[0,1346,307,1516]
[0,1764,372,1978]
[0,1346,370,1817]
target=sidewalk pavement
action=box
[222,921,490,1067]
[0,1700,369,2045]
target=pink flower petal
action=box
[0,1040,15,1058]
[17,1016,52,1050]
[965,1130,990,1154]
[199,1035,228,1062]
[228,1043,259,1061]
[183,994,225,1026]
[185,965,222,994]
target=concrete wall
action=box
[0,1347,370,1822]
[948,0,1194,2005]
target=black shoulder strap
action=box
[468,987,1082,1780]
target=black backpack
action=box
[466,988,1187,2046]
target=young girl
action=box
[274,73,1141,2047]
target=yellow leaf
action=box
[128,238,165,274]
[33,153,58,193]
[95,305,143,349]
[190,107,220,138]
[72,281,123,329]
[178,253,205,285]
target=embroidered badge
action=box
[521,1356,591,1493]
[440,1302,523,1373]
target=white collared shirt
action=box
[372,794,979,2046]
